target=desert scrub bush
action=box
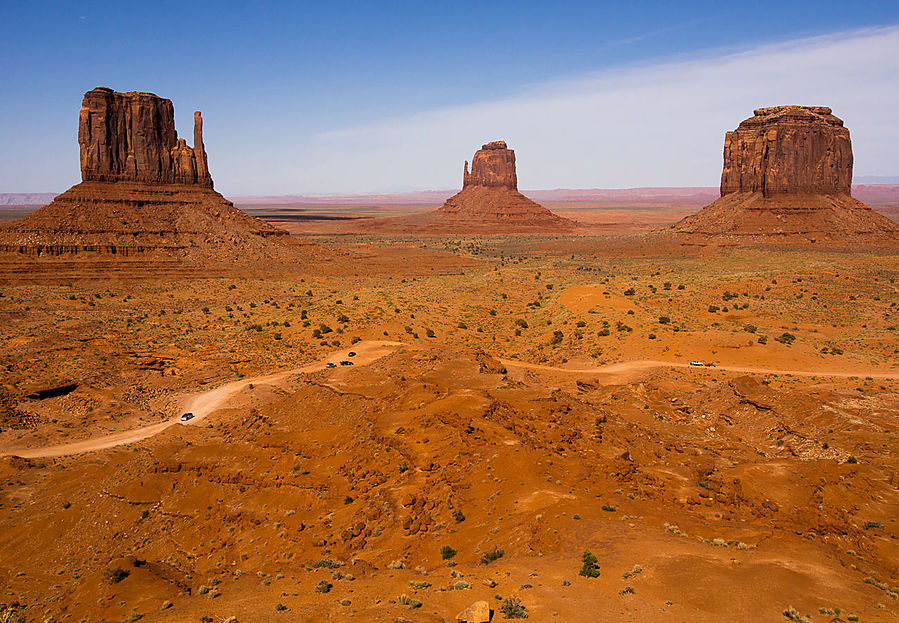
[451,508,465,522]
[622,564,642,579]
[336,313,349,323]
[457,321,468,329]
[275,603,287,611]
[514,318,528,329]
[623,287,635,296]
[501,596,528,618]
[782,607,811,622]
[863,520,884,530]
[757,335,768,344]
[397,594,422,608]
[775,332,796,345]
[408,580,431,589]
[658,316,670,324]
[425,328,435,338]
[743,324,757,333]
[103,565,129,584]
[441,545,457,559]
[0,605,26,623]
[549,330,563,345]
[601,503,616,512]
[707,304,720,313]
[314,580,332,593]
[453,580,471,590]
[579,550,600,578]
[481,547,505,565]
[310,558,343,569]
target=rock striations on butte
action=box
[673,106,898,246]
[0,87,306,279]
[434,141,573,230]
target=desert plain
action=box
[1,222,898,622]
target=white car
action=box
[689,361,705,367]
[180,412,194,421]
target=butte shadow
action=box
[669,106,899,247]
[0,87,319,281]
[357,141,576,234]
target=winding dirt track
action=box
[2,341,403,460]
[4,342,897,460]
[499,358,899,380]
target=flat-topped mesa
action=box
[78,87,214,188]
[463,140,518,189]
[720,105,852,197]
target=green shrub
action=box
[314,580,332,593]
[549,330,563,345]
[658,316,670,324]
[501,596,528,618]
[103,566,129,584]
[579,549,600,578]
[440,545,457,560]
[775,332,796,345]
[451,509,465,522]
[481,547,504,565]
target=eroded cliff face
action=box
[78,87,213,188]
[463,141,518,190]
[720,106,852,197]
[672,106,898,246]
[434,140,571,231]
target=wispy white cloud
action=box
[221,26,899,194]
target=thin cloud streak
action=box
[218,26,899,194]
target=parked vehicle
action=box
[180,412,194,421]
[340,360,354,366]
[325,362,337,369]
[347,351,357,357]
[689,361,705,367]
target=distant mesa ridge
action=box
[673,105,898,245]
[79,87,213,188]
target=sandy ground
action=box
[0,234,897,623]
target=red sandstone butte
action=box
[436,141,573,229]
[79,87,213,188]
[0,87,306,271]
[673,106,898,245]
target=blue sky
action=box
[2,1,898,194]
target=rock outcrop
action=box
[79,87,213,188]
[673,106,898,246]
[433,141,574,231]
[463,140,517,189]
[456,600,492,623]
[720,106,852,197]
[0,87,312,279]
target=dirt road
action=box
[2,341,403,460]
[499,357,899,380]
[5,342,896,460]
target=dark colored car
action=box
[340,360,354,366]
[347,351,357,357]
[180,412,194,421]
